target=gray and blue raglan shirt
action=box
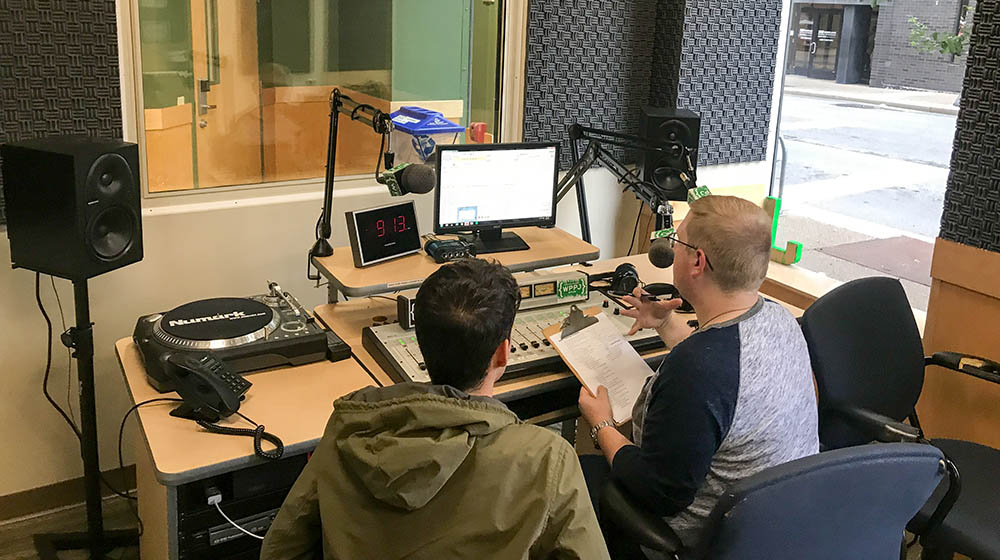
[614,297,819,548]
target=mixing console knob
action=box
[603,300,609,308]
[542,339,550,346]
[530,341,540,349]
[510,346,517,353]
[418,362,426,370]
[519,343,529,351]
[613,308,620,315]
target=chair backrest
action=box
[696,444,946,560]
[801,277,925,448]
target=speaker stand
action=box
[33,279,139,559]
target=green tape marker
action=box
[650,227,675,240]
[764,196,803,265]
[687,185,712,203]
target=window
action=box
[134,0,505,194]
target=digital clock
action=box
[345,201,422,268]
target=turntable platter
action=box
[153,297,279,350]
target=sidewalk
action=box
[783,75,960,116]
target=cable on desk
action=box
[351,352,381,385]
[197,412,285,461]
[214,502,265,541]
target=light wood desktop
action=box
[311,226,600,301]
[115,338,378,560]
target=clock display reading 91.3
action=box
[357,203,421,263]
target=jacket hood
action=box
[333,383,518,511]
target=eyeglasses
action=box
[665,233,714,271]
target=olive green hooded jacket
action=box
[260,383,609,560]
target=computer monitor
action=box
[434,142,559,254]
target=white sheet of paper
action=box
[549,312,656,424]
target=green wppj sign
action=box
[557,277,587,299]
[651,227,676,239]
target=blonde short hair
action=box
[684,196,772,292]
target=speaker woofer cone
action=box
[88,206,136,260]
[86,153,132,199]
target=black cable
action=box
[351,352,379,384]
[118,397,184,536]
[375,129,388,179]
[49,275,76,426]
[196,415,284,461]
[368,295,396,302]
[626,203,643,256]
[37,273,157,511]
[36,273,82,441]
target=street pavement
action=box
[772,93,957,309]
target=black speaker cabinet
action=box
[640,107,701,202]
[1,136,143,280]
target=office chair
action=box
[801,276,1000,560]
[599,443,953,560]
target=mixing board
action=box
[361,291,667,384]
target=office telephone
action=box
[162,352,251,423]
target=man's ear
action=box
[691,249,709,278]
[491,337,510,369]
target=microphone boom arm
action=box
[559,123,698,243]
[309,88,394,281]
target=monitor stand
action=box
[465,229,530,254]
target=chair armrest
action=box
[926,352,1000,385]
[600,480,686,557]
[830,405,923,443]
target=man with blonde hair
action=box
[579,196,819,556]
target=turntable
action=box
[134,281,351,393]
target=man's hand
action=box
[620,287,684,336]
[578,385,614,426]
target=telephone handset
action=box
[162,352,251,423]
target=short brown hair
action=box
[683,196,772,292]
[414,259,520,391]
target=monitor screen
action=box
[434,142,559,234]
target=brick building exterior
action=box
[789,0,970,93]
[870,0,969,92]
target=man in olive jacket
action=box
[261,259,609,560]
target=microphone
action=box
[648,238,675,268]
[378,162,436,196]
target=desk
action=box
[116,339,377,560]
[312,226,599,302]
[314,254,805,422]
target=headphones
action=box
[609,263,640,295]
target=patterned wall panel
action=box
[940,0,1000,252]
[675,1,782,166]
[522,0,658,168]
[649,0,684,109]
[0,0,123,225]
[523,0,780,170]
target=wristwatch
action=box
[590,419,616,449]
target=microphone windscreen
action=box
[648,238,675,268]
[400,163,437,194]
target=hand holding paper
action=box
[544,311,656,424]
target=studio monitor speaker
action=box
[640,107,701,202]
[1,136,143,280]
